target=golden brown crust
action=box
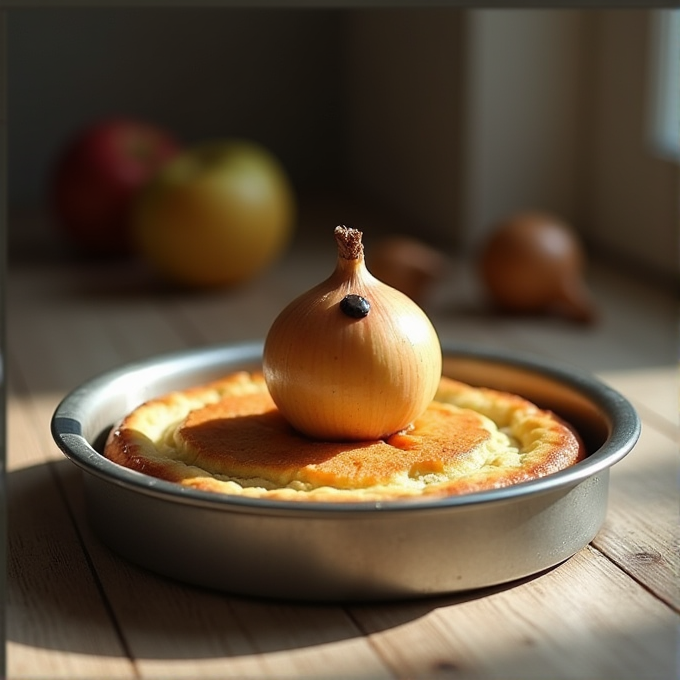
[104,372,584,502]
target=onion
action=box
[368,235,447,306]
[263,226,442,441]
[479,212,597,323]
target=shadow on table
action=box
[6,460,551,660]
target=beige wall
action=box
[344,8,678,282]
[343,9,590,253]
[7,8,677,281]
[344,8,464,247]
[583,10,678,281]
[7,9,346,207]
[459,9,586,252]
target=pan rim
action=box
[50,340,640,516]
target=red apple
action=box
[50,118,180,255]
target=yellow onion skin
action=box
[262,226,442,441]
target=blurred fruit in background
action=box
[368,235,446,306]
[479,211,597,323]
[131,139,296,289]
[50,118,180,256]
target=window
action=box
[649,9,679,162]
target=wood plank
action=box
[350,547,679,680]
[591,419,679,608]
[598,365,678,432]
[7,262,393,679]
[53,459,393,679]
[5,264,185,678]
[436,260,677,376]
[7,253,678,680]
[6,364,59,470]
[6,460,135,679]
[6,346,134,678]
[6,264,194,393]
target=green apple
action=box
[132,140,296,288]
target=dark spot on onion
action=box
[340,294,370,319]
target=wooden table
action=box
[6,222,679,679]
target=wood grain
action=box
[350,547,678,680]
[6,241,679,679]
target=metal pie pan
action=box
[51,341,640,602]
